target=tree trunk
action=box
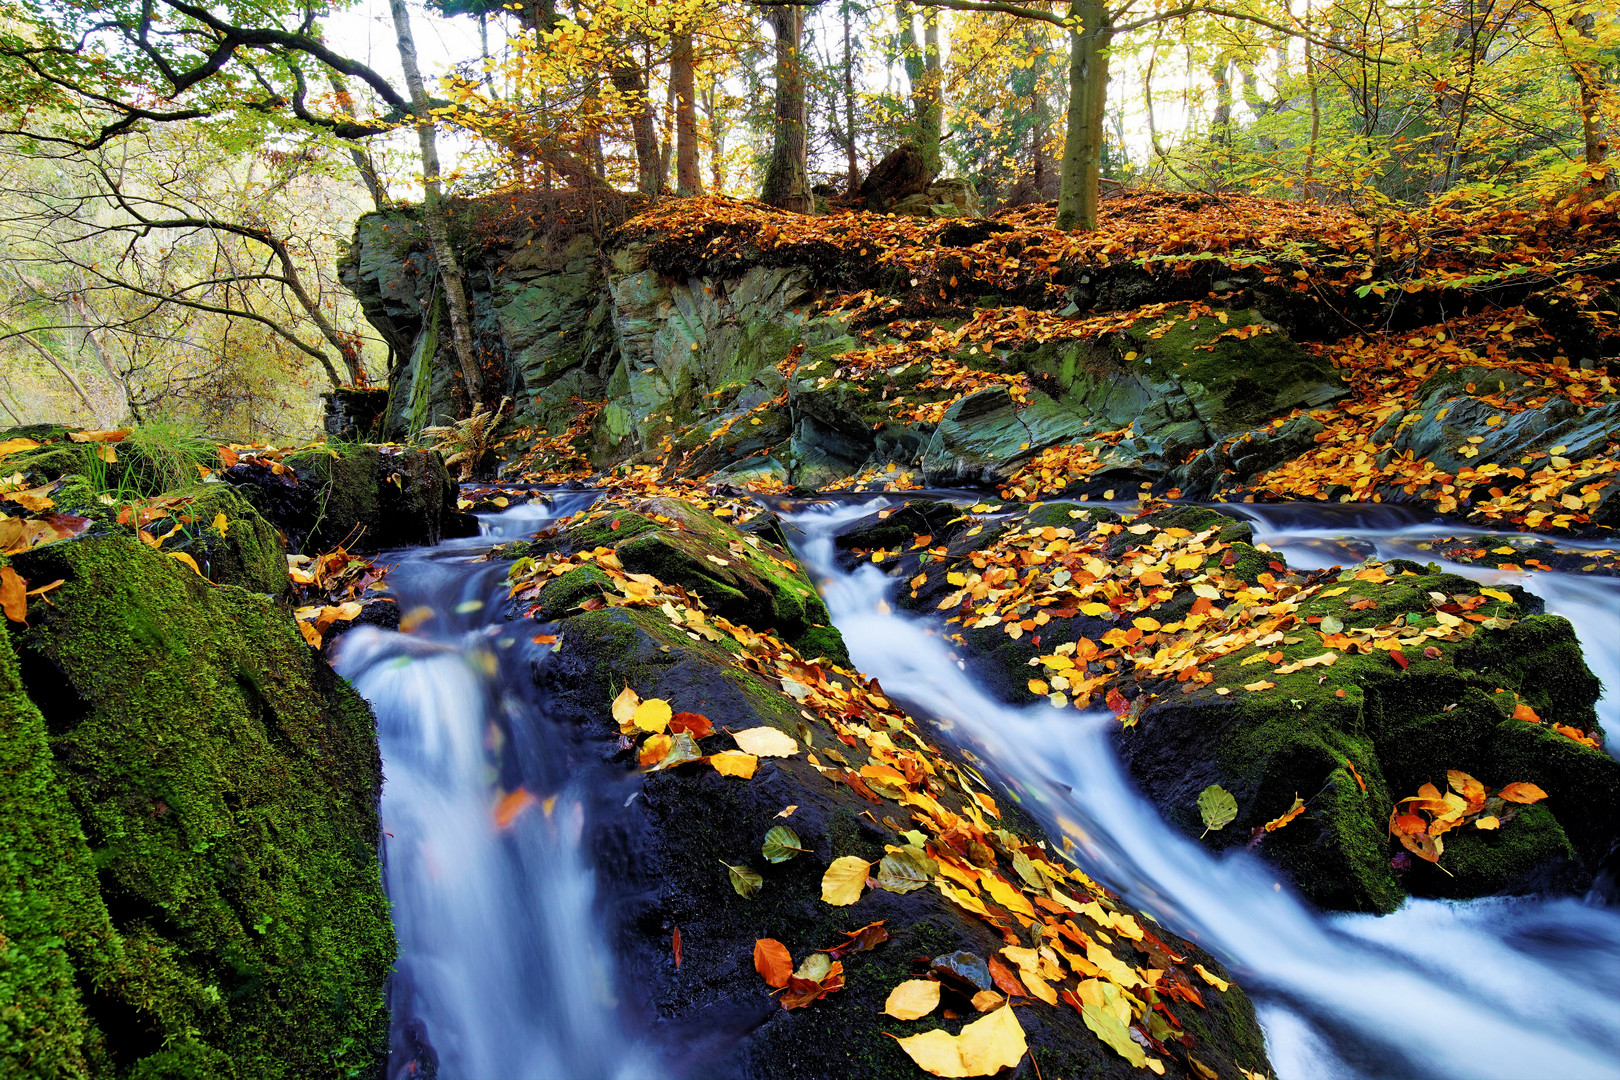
[672,32,702,195]
[1023,24,1050,196]
[387,0,483,405]
[762,6,813,212]
[1571,11,1618,189]
[917,6,943,176]
[612,62,664,196]
[1056,0,1112,230]
[843,0,859,190]
[702,77,727,191]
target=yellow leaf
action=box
[1192,963,1230,991]
[732,726,799,757]
[0,566,26,622]
[1243,680,1275,692]
[821,856,872,906]
[633,698,672,734]
[883,979,942,1020]
[1479,588,1514,603]
[168,551,203,576]
[1080,602,1110,616]
[710,750,758,778]
[0,437,41,456]
[212,512,228,535]
[612,686,641,726]
[1133,616,1161,631]
[890,1005,1027,1077]
[1028,678,1049,696]
[979,872,1035,917]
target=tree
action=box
[762,5,814,210]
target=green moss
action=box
[1486,718,1620,860]
[165,485,288,595]
[533,565,614,619]
[7,535,393,1078]
[0,617,119,1079]
[1406,803,1575,898]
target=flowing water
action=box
[780,500,1620,1080]
[332,494,661,1080]
[336,493,1620,1079]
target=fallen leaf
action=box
[884,978,942,1020]
[0,566,26,622]
[1081,1000,1146,1067]
[1198,785,1238,836]
[672,926,682,968]
[732,726,799,757]
[890,1004,1028,1077]
[754,938,793,988]
[821,856,872,906]
[710,751,758,778]
[721,860,763,898]
[763,825,806,863]
[670,711,715,738]
[168,551,203,577]
[494,788,538,829]
[0,437,41,455]
[1192,963,1230,991]
[1498,781,1548,804]
[633,698,673,734]
[612,686,641,726]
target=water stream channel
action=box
[333,494,1620,1080]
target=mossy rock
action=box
[161,484,288,595]
[538,605,1270,1080]
[1125,568,1610,911]
[4,535,394,1078]
[228,444,469,554]
[536,499,849,665]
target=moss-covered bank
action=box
[1,536,394,1078]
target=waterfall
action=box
[782,502,1620,1080]
[333,495,661,1080]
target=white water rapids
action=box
[332,494,1620,1079]
[782,500,1620,1080]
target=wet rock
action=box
[533,504,1270,1078]
[922,386,1093,486]
[226,444,468,554]
[846,500,1620,913]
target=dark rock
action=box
[858,144,935,211]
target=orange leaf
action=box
[1390,649,1409,670]
[1512,702,1541,723]
[672,927,683,969]
[1497,782,1547,804]
[754,938,793,988]
[0,566,26,623]
[493,788,539,830]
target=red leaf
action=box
[672,927,683,969]
[1390,648,1409,670]
[670,711,715,738]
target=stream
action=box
[334,495,1620,1079]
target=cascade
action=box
[339,494,1620,1079]
[333,495,661,1080]
[780,501,1620,1080]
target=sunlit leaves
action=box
[890,1005,1028,1077]
[730,726,798,757]
[754,938,792,988]
[1389,770,1548,865]
[820,856,871,906]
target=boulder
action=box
[225,444,471,554]
[835,500,1619,913]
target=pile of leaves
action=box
[1389,770,1548,865]
[289,544,394,649]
